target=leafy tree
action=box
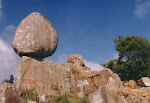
[103,35,150,81]
[2,74,14,84]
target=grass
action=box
[20,90,39,102]
[46,94,90,103]
[20,90,90,103]
[46,95,69,103]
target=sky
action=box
[0,0,150,82]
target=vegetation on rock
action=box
[21,90,39,102]
[46,94,90,103]
[2,74,14,83]
[103,35,150,81]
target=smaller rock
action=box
[27,100,37,103]
[67,54,85,66]
[123,81,129,87]
[128,80,137,89]
[138,77,150,87]
[122,87,130,97]
[0,83,20,103]
[118,96,128,103]
[39,95,46,103]
[123,80,137,89]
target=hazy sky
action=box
[0,0,150,81]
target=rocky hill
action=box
[0,12,149,103]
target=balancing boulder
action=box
[12,12,58,59]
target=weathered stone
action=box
[89,84,150,103]
[14,56,123,99]
[128,80,137,89]
[39,95,46,103]
[67,54,85,66]
[88,86,108,103]
[0,83,20,103]
[14,56,66,96]
[138,77,150,87]
[122,87,131,97]
[125,87,150,103]
[88,68,124,103]
[118,96,128,103]
[123,81,129,87]
[13,55,150,102]
[27,100,37,103]
[12,12,58,59]
[123,80,137,89]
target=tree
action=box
[2,74,14,84]
[103,35,150,81]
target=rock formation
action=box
[12,12,58,59]
[14,56,124,102]
[0,12,148,103]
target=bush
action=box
[2,74,14,84]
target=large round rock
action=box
[12,12,58,59]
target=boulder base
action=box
[13,56,150,102]
[14,56,123,100]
